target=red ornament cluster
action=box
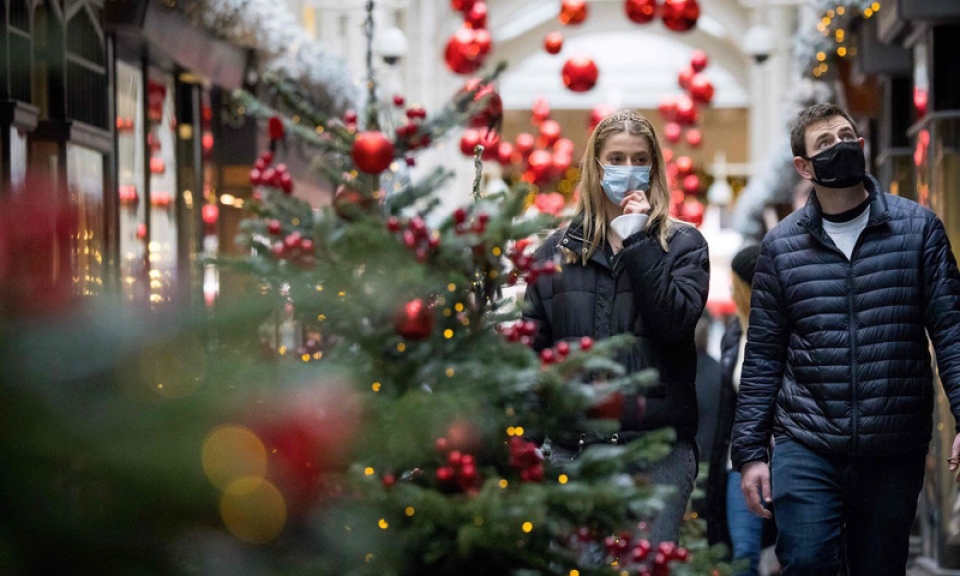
[435,438,481,494]
[577,532,691,576]
[266,227,316,268]
[387,214,440,263]
[452,207,490,235]
[250,150,294,195]
[444,0,494,74]
[507,437,544,482]
[394,105,431,158]
[506,237,558,285]
[500,319,538,347]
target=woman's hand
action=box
[620,190,651,215]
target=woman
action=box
[522,110,710,544]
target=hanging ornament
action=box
[544,32,564,55]
[202,203,219,226]
[664,122,682,143]
[682,174,700,194]
[460,129,481,157]
[496,141,517,166]
[551,151,573,176]
[675,155,694,176]
[465,2,487,28]
[554,137,574,154]
[444,27,485,75]
[657,96,679,122]
[561,55,599,93]
[515,133,535,156]
[268,116,285,140]
[395,298,434,340]
[677,65,695,90]
[660,0,700,32]
[333,184,375,220]
[531,97,551,125]
[462,78,502,128]
[589,103,616,130]
[675,95,698,125]
[625,0,658,24]
[539,119,562,146]
[685,127,703,147]
[527,150,553,183]
[680,198,705,226]
[352,131,395,174]
[473,28,493,56]
[689,74,715,104]
[690,49,708,72]
[558,0,588,25]
[451,0,476,12]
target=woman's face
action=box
[597,131,653,168]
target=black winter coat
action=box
[523,217,710,441]
[731,175,960,470]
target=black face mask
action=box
[805,140,865,188]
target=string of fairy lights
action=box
[803,1,882,79]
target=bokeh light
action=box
[202,425,268,493]
[220,478,287,543]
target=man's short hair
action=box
[789,103,860,158]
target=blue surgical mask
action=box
[597,162,651,204]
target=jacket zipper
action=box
[847,256,859,455]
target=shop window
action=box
[146,69,179,308]
[66,144,104,298]
[116,60,147,303]
[9,0,33,103]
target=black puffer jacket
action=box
[731,175,960,470]
[523,217,710,441]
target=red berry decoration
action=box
[344,109,358,125]
[580,336,594,351]
[625,0,658,24]
[395,298,434,340]
[352,131,395,174]
[558,0,588,25]
[660,0,700,32]
[268,115,284,140]
[544,31,564,54]
[392,94,405,107]
[461,78,502,129]
[561,55,599,93]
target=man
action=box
[731,102,960,576]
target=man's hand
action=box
[740,461,773,519]
[950,433,960,484]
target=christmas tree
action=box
[0,6,732,576]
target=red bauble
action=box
[680,198,705,227]
[678,65,695,90]
[551,151,573,176]
[561,55,599,93]
[544,31,564,55]
[497,141,517,166]
[462,78,502,128]
[682,174,700,194]
[444,27,485,74]
[589,103,616,130]
[587,391,625,420]
[685,128,703,147]
[658,95,679,121]
[625,0,658,24]
[395,298,434,340]
[664,122,682,143]
[539,119,562,145]
[473,28,493,56]
[531,97,551,125]
[527,149,553,182]
[675,155,694,176]
[689,74,715,104]
[478,129,500,160]
[268,115,284,140]
[465,1,487,28]
[201,203,219,225]
[558,0,588,25]
[661,0,700,32]
[675,95,698,125]
[690,49,708,72]
[451,0,476,12]
[554,137,574,154]
[352,131,395,174]
[515,132,535,155]
[460,129,481,157]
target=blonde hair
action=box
[731,274,752,329]
[573,110,674,264]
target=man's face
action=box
[793,115,864,182]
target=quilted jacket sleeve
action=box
[922,216,960,429]
[621,225,710,343]
[731,241,787,470]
